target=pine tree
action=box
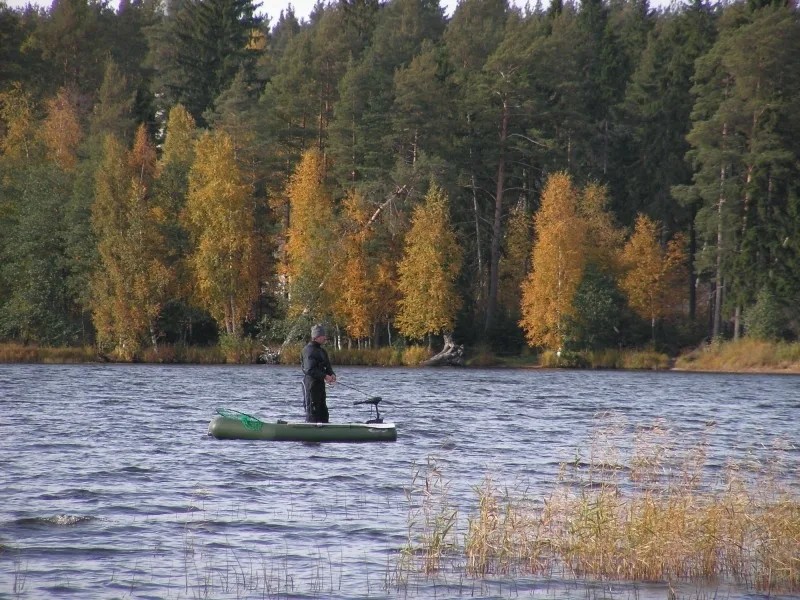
[520,172,586,351]
[396,183,463,342]
[679,4,800,338]
[185,130,259,335]
[149,0,264,124]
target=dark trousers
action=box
[304,378,329,423]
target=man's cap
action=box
[311,324,326,338]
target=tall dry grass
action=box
[398,417,799,595]
[539,348,671,370]
[0,343,96,363]
[280,344,433,367]
[676,339,800,373]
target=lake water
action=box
[1,364,798,599]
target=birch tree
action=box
[519,172,586,350]
[185,130,259,336]
[396,183,463,342]
[619,214,688,343]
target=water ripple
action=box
[1,364,798,599]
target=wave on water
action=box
[12,514,96,527]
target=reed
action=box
[676,339,800,372]
[401,418,800,595]
[395,457,460,583]
[0,343,96,363]
[620,348,671,370]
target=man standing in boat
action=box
[301,324,336,423]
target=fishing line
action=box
[335,380,375,398]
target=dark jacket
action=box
[301,341,334,422]
[301,341,334,383]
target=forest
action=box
[0,0,798,362]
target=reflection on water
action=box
[0,364,798,599]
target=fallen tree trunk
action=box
[421,333,465,367]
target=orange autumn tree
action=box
[520,172,587,351]
[185,130,259,336]
[334,189,387,343]
[90,128,170,357]
[396,183,463,342]
[283,148,335,318]
[619,214,688,342]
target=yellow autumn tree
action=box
[498,201,532,316]
[619,214,688,342]
[519,172,587,350]
[0,83,38,166]
[185,130,259,336]
[283,148,335,318]
[91,135,132,354]
[579,182,625,274]
[396,183,463,341]
[125,125,171,349]
[90,127,171,358]
[40,87,82,171]
[335,190,376,340]
[159,104,196,173]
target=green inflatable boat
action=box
[208,399,397,443]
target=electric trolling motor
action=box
[353,397,383,424]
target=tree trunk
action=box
[485,96,509,335]
[421,333,465,367]
[712,122,728,339]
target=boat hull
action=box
[208,415,397,443]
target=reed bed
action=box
[397,418,800,595]
[676,338,800,373]
[538,348,671,370]
[0,343,96,363]
[279,343,433,367]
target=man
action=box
[301,324,336,423]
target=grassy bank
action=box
[2,339,799,372]
[395,420,799,594]
[675,339,800,373]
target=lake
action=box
[1,364,798,599]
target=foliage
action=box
[744,287,784,341]
[396,183,463,341]
[498,201,531,317]
[520,172,587,351]
[90,128,171,358]
[333,189,396,341]
[184,130,259,336]
[283,148,336,319]
[40,87,82,171]
[0,0,798,360]
[619,214,688,342]
[563,264,628,352]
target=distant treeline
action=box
[0,0,798,361]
